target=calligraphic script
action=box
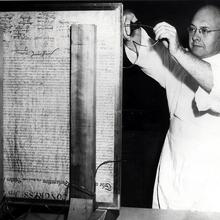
[0,8,121,205]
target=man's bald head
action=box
[189,4,220,58]
[193,5,220,27]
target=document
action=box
[0,8,121,204]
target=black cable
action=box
[123,40,139,69]
[0,160,125,219]
[94,159,126,196]
[94,160,124,179]
[123,39,159,69]
[71,182,95,198]
[123,21,159,69]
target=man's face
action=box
[189,7,220,58]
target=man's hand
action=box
[153,22,182,56]
[123,10,141,52]
[153,22,213,93]
[123,10,138,40]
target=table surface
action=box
[19,207,220,220]
[117,207,220,220]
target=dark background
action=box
[121,0,220,208]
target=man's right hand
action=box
[123,10,141,52]
[123,10,138,40]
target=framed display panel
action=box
[0,2,122,209]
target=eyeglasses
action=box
[187,25,220,37]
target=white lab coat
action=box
[125,28,220,212]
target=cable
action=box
[71,182,95,198]
[123,40,139,69]
[123,39,159,69]
[125,21,154,33]
[123,21,159,69]
[0,160,125,219]
[92,159,125,210]
[94,160,124,179]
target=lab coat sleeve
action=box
[195,59,220,113]
[125,28,171,88]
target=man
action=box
[124,5,220,212]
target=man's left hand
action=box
[153,22,181,56]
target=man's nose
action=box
[192,29,201,41]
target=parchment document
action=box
[0,9,121,204]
